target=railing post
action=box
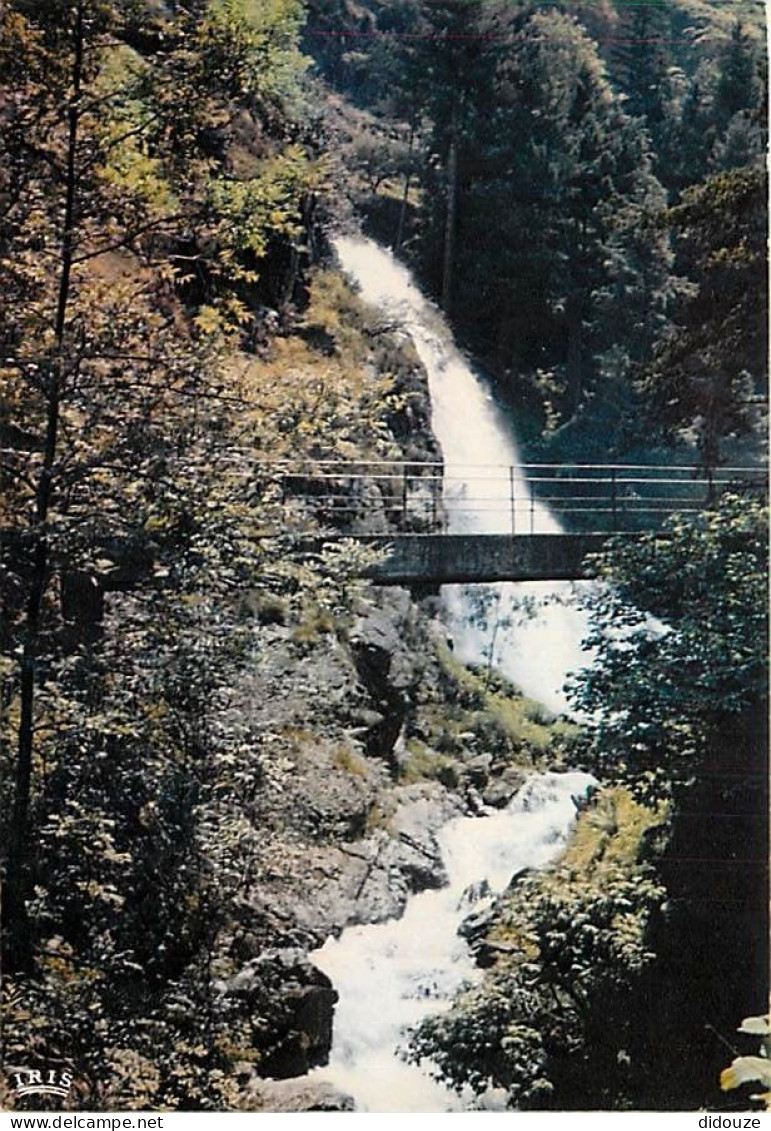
[509,466,516,535]
[530,478,535,534]
[402,464,408,528]
[431,466,439,531]
[611,468,618,533]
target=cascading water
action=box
[309,236,596,1112]
[311,770,595,1112]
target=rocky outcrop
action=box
[218,948,338,1079]
[243,1076,356,1112]
[457,867,532,969]
[482,765,528,809]
[214,534,550,1101]
[390,783,461,891]
[246,782,462,943]
[348,588,425,764]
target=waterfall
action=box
[331,235,590,714]
[308,236,596,1112]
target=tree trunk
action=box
[441,106,458,315]
[566,295,583,414]
[393,126,414,252]
[2,1,84,975]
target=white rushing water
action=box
[308,236,596,1112]
[311,770,595,1112]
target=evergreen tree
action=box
[713,21,761,127]
[410,0,488,312]
[433,8,672,426]
[639,166,767,471]
[611,0,674,135]
[667,22,765,191]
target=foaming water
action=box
[305,236,597,1112]
[311,771,595,1111]
[333,235,590,714]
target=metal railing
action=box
[259,459,768,536]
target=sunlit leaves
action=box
[0,0,327,1109]
[200,0,309,111]
[207,146,327,295]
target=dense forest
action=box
[310,0,767,461]
[0,0,768,1114]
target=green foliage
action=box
[0,0,401,1109]
[411,496,767,1110]
[306,0,767,460]
[568,494,768,799]
[208,146,327,290]
[200,0,309,110]
[431,642,572,762]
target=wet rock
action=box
[482,766,528,809]
[504,866,532,894]
[460,878,492,906]
[253,836,411,940]
[348,592,419,764]
[458,902,498,943]
[244,1076,356,1112]
[387,784,464,891]
[463,752,492,789]
[254,783,464,938]
[391,724,410,773]
[464,786,488,814]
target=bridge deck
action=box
[345,533,629,585]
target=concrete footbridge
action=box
[264,460,766,585]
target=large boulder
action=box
[221,948,337,1078]
[482,765,528,809]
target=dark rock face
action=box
[216,553,547,1089]
[221,948,337,1078]
[463,752,492,789]
[348,591,420,765]
[457,902,498,943]
[457,867,532,968]
[390,786,457,892]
